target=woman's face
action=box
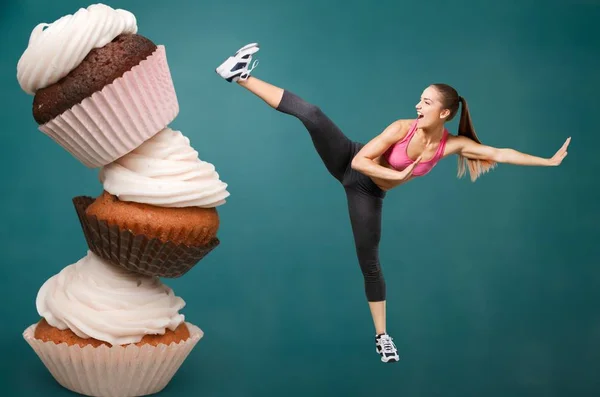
[415,86,449,127]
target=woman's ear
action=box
[439,108,451,120]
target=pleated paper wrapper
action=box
[23,322,203,397]
[73,196,220,278]
[38,45,179,168]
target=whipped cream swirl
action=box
[17,3,137,94]
[36,251,186,346]
[100,127,230,208]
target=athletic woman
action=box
[215,43,570,363]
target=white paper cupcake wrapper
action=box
[23,321,203,397]
[38,45,179,168]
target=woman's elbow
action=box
[351,155,365,171]
[490,148,506,163]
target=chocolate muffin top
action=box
[33,33,157,125]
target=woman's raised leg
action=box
[216,44,355,182]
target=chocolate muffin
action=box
[34,318,190,348]
[86,191,220,247]
[32,34,157,124]
[17,3,179,168]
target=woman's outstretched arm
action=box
[446,135,571,166]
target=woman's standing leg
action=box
[345,187,399,363]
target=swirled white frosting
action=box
[17,3,137,94]
[99,127,230,208]
[36,250,186,346]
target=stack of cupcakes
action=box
[17,4,229,396]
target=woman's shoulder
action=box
[385,118,416,137]
[445,133,471,144]
[395,118,418,128]
[443,132,472,156]
[373,118,417,147]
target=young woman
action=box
[215,43,570,363]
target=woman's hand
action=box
[351,119,414,179]
[547,137,570,166]
[371,157,422,191]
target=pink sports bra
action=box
[382,119,449,177]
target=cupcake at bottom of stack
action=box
[74,126,230,278]
[23,250,203,397]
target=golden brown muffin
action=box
[86,191,219,246]
[34,318,190,348]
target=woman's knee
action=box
[362,261,384,283]
[297,101,324,123]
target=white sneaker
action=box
[376,333,399,363]
[215,42,260,82]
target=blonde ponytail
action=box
[456,96,497,181]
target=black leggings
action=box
[276,90,387,302]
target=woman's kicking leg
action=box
[216,43,354,182]
[238,76,354,182]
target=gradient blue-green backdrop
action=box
[1,0,598,396]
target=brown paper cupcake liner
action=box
[73,196,220,278]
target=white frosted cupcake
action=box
[73,127,229,277]
[23,250,203,397]
[17,3,179,168]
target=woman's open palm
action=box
[549,137,571,166]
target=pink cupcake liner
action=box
[23,322,203,397]
[38,45,179,168]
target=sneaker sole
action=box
[380,353,399,362]
[235,42,259,55]
[377,347,399,362]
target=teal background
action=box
[1,0,598,396]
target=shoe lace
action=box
[380,335,396,353]
[240,59,259,81]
